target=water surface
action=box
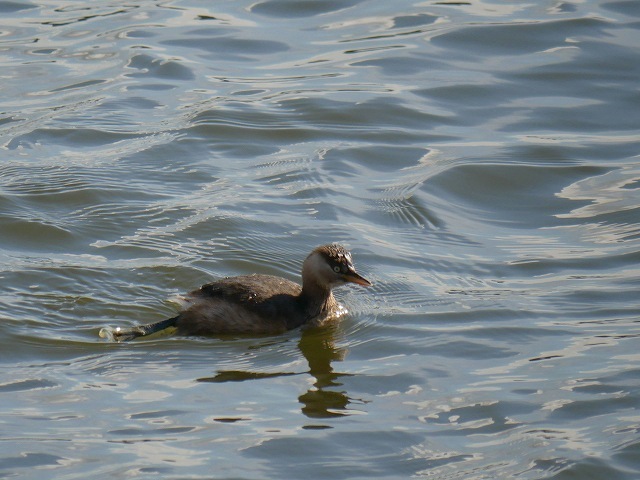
[1,0,639,478]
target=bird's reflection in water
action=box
[197,326,364,419]
[297,326,353,418]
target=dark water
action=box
[1,0,639,478]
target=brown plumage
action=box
[107,244,371,341]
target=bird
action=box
[102,243,371,341]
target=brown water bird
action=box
[104,244,371,341]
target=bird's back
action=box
[176,274,306,335]
[192,274,302,302]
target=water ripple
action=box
[1,1,639,479]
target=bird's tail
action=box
[99,315,180,342]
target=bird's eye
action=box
[333,266,341,273]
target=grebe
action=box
[104,244,371,341]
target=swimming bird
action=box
[104,244,371,341]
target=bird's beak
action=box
[344,271,372,287]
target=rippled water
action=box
[1,0,639,478]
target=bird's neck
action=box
[297,272,336,325]
[300,281,333,311]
